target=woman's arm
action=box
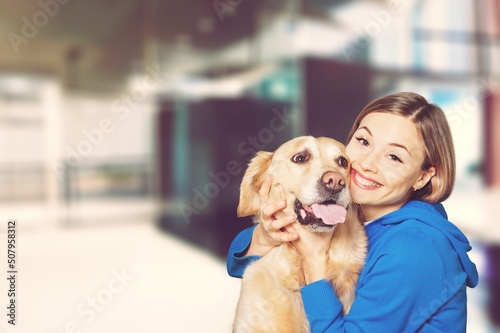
[227,175,299,277]
[226,224,260,278]
[301,227,466,332]
[226,218,301,278]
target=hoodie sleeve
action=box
[301,225,468,332]
[226,224,261,278]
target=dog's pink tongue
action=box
[311,204,347,225]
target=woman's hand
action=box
[245,175,299,257]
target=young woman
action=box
[227,92,478,332]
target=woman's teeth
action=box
[355,172,381,188]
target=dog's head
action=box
[237,136,352,233]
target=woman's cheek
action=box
[384,163,410,181]
[345,145,358,161]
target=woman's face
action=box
[345,112,435,221]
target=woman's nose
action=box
[358,150,379,173]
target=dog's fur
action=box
[233,136,367,333]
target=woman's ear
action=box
[413,166,436,191]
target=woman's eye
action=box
[338,156,348,168]
[389,154,402,162]
[291,153,309,164]
[356,137,369,146]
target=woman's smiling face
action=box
[345,112,435,221]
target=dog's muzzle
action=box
[294,171,349,230]
[294,199,347,230]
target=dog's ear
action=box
[237,151,273,217]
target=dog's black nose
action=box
[322,171,345,193]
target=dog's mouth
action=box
[294,199,347,229]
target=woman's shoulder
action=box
[380,220,445,251]
[371,208,454,260]
[363,224,451,286]
[375,200,452,239]
[403,200,448,219]
[387,219,447,247]
[378,200,448,226]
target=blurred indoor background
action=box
[0,0,499,332]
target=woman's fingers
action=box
[265,215,298,241]
[261,199,286,220]
[257,175,298,243]
[278,231,299,242]
[278,184,285,201]
[259,175,287,217]
[258,174,273,203]
[269,227,299,242]
[267,214,294,230]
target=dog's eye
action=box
[291,153,309,164]
[338,156,348,168]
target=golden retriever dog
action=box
[233,136,367,333]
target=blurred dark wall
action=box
[486,245,500,327]
[303,58,371,143]
[485,90,500,187]
[158,97,294,257]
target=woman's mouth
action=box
[351,169,382,190]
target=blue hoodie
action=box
[227,200,479,332]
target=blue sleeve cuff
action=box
[227,224,261,278]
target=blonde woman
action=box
[227,92,478,332]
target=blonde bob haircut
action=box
[346,92,456,203]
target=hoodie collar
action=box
[369,200,478,288]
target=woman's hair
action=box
[346,92,456,203]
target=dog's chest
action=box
[246,244,305,291]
